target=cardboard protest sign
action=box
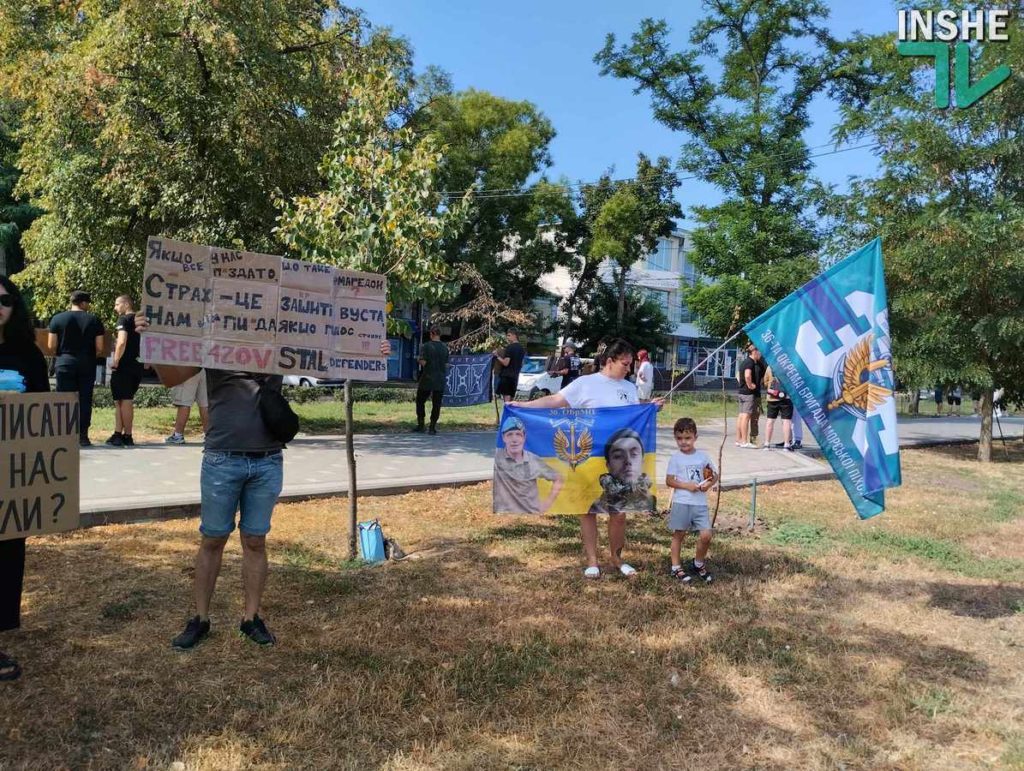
[140,237,388,381]
[0,392,80,541]
[493,404,657,516]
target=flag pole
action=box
[663,328,745,399]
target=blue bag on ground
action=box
[358,520,386,563]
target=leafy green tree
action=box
[275,65,469,327]
[0,0,394,318]
[571,280,672,356]
[831,16,1024,461]
[0,105,39,277]
[595,2,866,337]
[419,89,573,313]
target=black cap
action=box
[70,290,91,305]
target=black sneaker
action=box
[122,434,135,447]
[428,426,438,435]
[670,566,688,581]
[79,437,92,448]
[105,432,124,447]
[239,615,276,646]
[790,441,803,450]
[412,425,425,433]
[172,616,210,650]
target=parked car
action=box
[282,375,345,388]
[515,356,594,400]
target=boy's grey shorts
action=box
[668,502,711,532]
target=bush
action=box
[92,385,173,408]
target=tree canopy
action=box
[595,1,867,338]
[0,0,394,318]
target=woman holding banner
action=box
[519,339,664,578]
[0,275,50,681]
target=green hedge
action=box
[91,383,418,407]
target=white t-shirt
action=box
[636,361,654,385]
[559,373,638,408]
[666,449,718,506]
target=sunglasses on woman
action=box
[0,295,14,308]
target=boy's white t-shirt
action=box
[666,449,718,506]
[559,373,638,408]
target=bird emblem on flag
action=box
[553,419,593,470]
[827,333,893,416]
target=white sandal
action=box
[583,566,601,579]
[618,563,638,577]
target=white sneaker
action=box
[740,442,757,449]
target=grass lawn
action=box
[4,444,1024,768]
[87,393,733,441]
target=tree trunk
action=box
[908,388,920,415]
[978,389,993,463]
[345,379,359,559]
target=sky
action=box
[356,0,898,226]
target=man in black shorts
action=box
[493,329,525,403]
[107,295,144,447]
[48,290,105,446]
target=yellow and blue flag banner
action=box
[493,403,657,516]
[744,237,901,518]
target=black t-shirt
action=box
[48,310,105,367]
[114,314,142,371]
[737,356,761,396]
[503,342,526,380]
[204,370,284,452]
[0,340,50,394]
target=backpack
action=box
[257,378,299,443]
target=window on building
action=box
[645,239,672,272]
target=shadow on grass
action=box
[5,516,1003,769]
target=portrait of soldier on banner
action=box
[493,404,657,516]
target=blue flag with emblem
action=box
[443,354,493,407]
[493,404,657,516]
[743,238,901,518]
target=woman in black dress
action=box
[0,275,50,681]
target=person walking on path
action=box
[494,329,526,403]
[48,290,104,447]
[0,275,51,681]
[165,370,209,444]
[635,349,655,402]
[735,345,763,448]
[933,384,944,417]
[414,326,449,435]
[106,295,143,447]
[519,338,664,579]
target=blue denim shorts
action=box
[199,451,284,537]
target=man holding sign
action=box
[136,238,389,650]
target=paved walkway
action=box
[78,415,1021,523]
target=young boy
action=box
[665,417,719,584]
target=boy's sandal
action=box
[583,566,601,579]
[0,652,22,681]
[619,563,638,578]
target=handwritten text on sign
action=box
[0,393,81,541]
[140,237,388,381]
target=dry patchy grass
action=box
[2,447,1024,769]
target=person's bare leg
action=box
[198,405,209,434]
[782,418,792,446]
[240,534,268,621]
[194,535,229,620]
[173,405,190,435]
[580,513,599,568]
[607,513,627,568]
[122,400,134,435]
[695,530,713,562]
[114,400,124,433]
[737,413,749,444]
[764,418,775,446]
[671,531,685,566]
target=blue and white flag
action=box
[493,404,657,516]
[443,354,493,407]
[744,238,901,518]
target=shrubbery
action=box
[92,383,417,407]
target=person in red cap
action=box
[635,349,655,402]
